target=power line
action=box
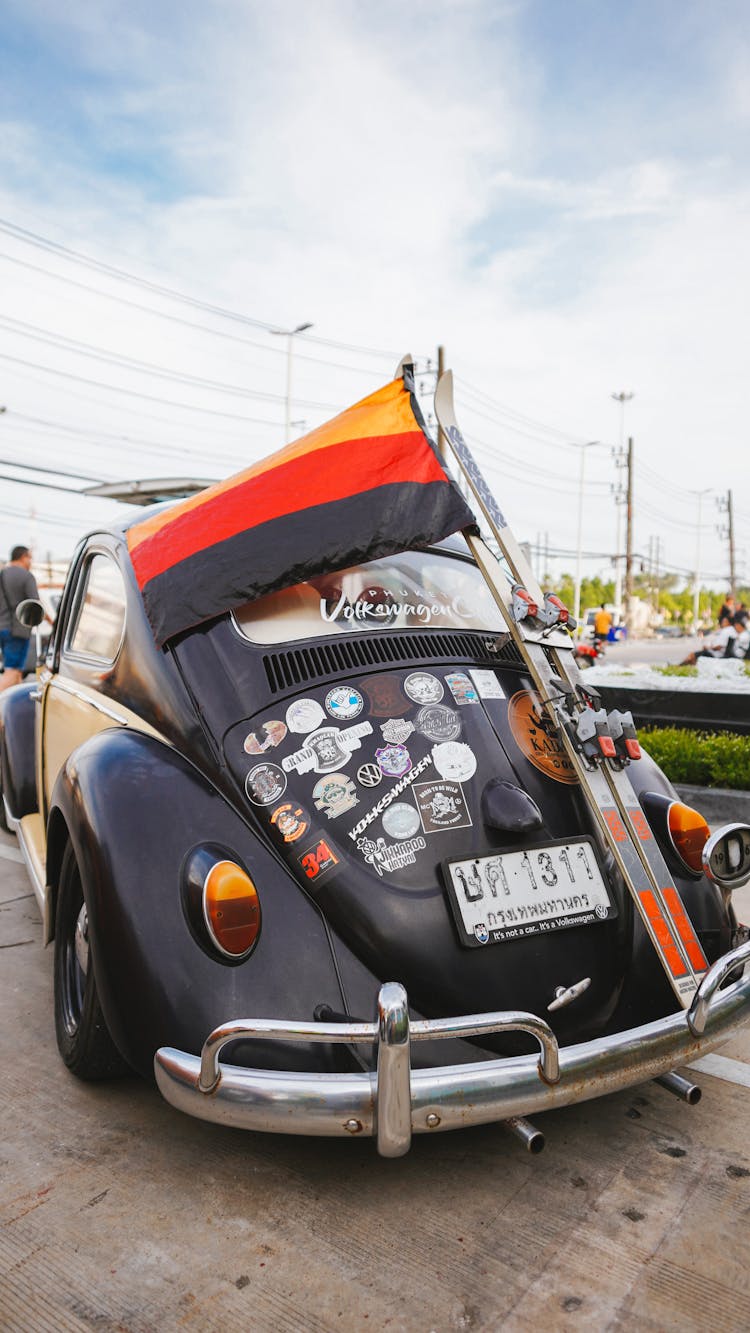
[0,249,388,379]
[0,314,342,412]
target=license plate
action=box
[443,838,616,948]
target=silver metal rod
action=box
[655,1071,702,1105]
[503,1116,545,1153]
[688,940,750,1036]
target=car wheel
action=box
[53,843,127,1079]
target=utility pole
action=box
[728,488,737,600]
[271,322,314,443]
[611,391,634,617]
[654,535,661,615]
[624,436,634,633]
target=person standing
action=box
[0,545,43,690]
[593,604,613,639]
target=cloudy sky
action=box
[0,0,748,591]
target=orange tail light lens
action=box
[668,803,710,874]
[203,860,261,959]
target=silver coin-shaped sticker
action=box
[286,698,326,734]
[431,741,477,783]
[246,762,287,806]
[325,686,364,720]
[415,703,461,742]
[357,763,383,788]
[403,671,444,704]
[382,802,422,840]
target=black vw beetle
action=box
[2,370,749,1156]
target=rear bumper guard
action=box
[154,940,750,1156]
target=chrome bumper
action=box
[154,941,750,1157]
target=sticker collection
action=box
[241,667,507,885]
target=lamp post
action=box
[573,441,603,630]
[611,391,634,618]
[271,323,313,443]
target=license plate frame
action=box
[442,836,617,949]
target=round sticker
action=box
[270,802,310,843]
[431,741,477,783]
[246,762,287,806]
[243,719,288,754]
[325,686,364,721]
[286,698,326,734]
[382,802,421,840]
[507,690,579,785]
[357,762,383,788]
[403,672,444,704]
[376,744,412,778]
[414,704,461,742]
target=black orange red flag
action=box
[127,367,475,645]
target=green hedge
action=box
[640,727,750,791]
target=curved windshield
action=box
[234,550,504,645]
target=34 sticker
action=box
[298,838,339,881]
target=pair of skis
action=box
[434,371,708,1009]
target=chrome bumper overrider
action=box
[154,940,750,1157]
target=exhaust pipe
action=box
[655,1071,702,1105]
[503,1115,545,1153]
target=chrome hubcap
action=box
[74,904,89,974]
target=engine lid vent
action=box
[262,631,522,694]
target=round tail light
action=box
[667,803,710,874]
[203,861,261,959]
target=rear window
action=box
[233,550,504,646]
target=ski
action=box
[434,370,708,1007]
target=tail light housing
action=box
[183,843,261,962]
[640,792,710,878]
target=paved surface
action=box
[2,828,750,1332]
[595,637,701,669]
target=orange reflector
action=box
[668,803,710,874]
[203,860,261,958]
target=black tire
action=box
[53,843,127,1079]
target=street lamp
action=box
[271,322,314,443]
[573,441,603,630]
[611,391,634,617]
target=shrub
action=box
[640,727,750,791]
[654,664,698,678]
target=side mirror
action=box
[15,598,45,628]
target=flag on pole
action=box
[127,367,475,646]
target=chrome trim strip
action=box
[12,814,46,918]
[154,943,750,1154]
[50,677,129,725]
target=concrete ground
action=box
[2,828,750,1332]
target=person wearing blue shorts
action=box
[0,545,42,690]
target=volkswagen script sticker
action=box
[382,802,422,840]
[431,741,477,783]
[325,686,364,721]
[403,672,444,704]
[286,698,326,734]
[245,763,287,806]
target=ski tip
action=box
[394,352,415,380]
[434,367,454,421]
